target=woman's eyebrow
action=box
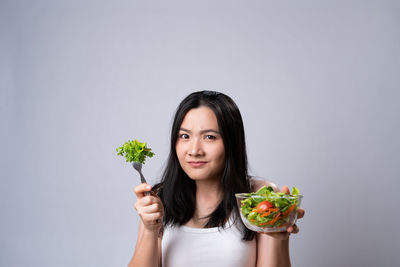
[179,128,220,134]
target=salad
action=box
[239,186,300,228]
[116,139,155,164]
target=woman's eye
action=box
[205,135,216,140]
[180,133,189,139]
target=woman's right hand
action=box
[134,183,164,232]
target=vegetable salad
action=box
[240,186,300,228]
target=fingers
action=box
[134,195,163,212]
[137,202,162,214]
[138,210,163,224]
[281,185,290,194]
[134,183,152,198]
[136,201,163,226]
[261,223,300,240]
[134,190,164,228]
[287,224,299,234]
[297,208,305,219]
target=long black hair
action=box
[154,90,256,241]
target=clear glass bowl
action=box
[235,193,303,233]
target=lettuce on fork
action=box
[116,139,155,164]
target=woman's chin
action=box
[186,173,220,183]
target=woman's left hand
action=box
[261,185,305,240]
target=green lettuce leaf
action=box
[291,187,299,196]
[116,139,155,164]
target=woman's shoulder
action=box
[249,176,280,192]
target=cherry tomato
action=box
[256,200,273,213]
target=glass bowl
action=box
[235,193,303,233]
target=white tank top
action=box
[161,218,256,267]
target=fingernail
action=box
[146,185,151,190]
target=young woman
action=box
[128,91,304,267]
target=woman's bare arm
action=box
[256,233,291,267]
[128,221,162,267]
[128,184,163,267]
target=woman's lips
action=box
[188,161,207,167]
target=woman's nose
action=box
[188,138,203,156]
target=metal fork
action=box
[132,162,150,196]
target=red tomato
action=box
[256,200,273,213]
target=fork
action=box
[132,162,150,196]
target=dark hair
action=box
[154,90,255,241]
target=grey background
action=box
[1,0,399,266]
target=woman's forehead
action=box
[180,106,219,130]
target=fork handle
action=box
[139,172,147,184]
[139,172,150,196]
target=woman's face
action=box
[176,106,225,183]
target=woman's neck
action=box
[196,181,222,219]
[195,178,221,198]
[184,179,222,228]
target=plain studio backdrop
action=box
[1,0,399,266]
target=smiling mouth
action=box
[188,161,207,167]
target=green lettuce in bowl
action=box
[235,186,303,232]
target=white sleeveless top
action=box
[161,218,256,267]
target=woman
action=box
[128,91,304,267]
